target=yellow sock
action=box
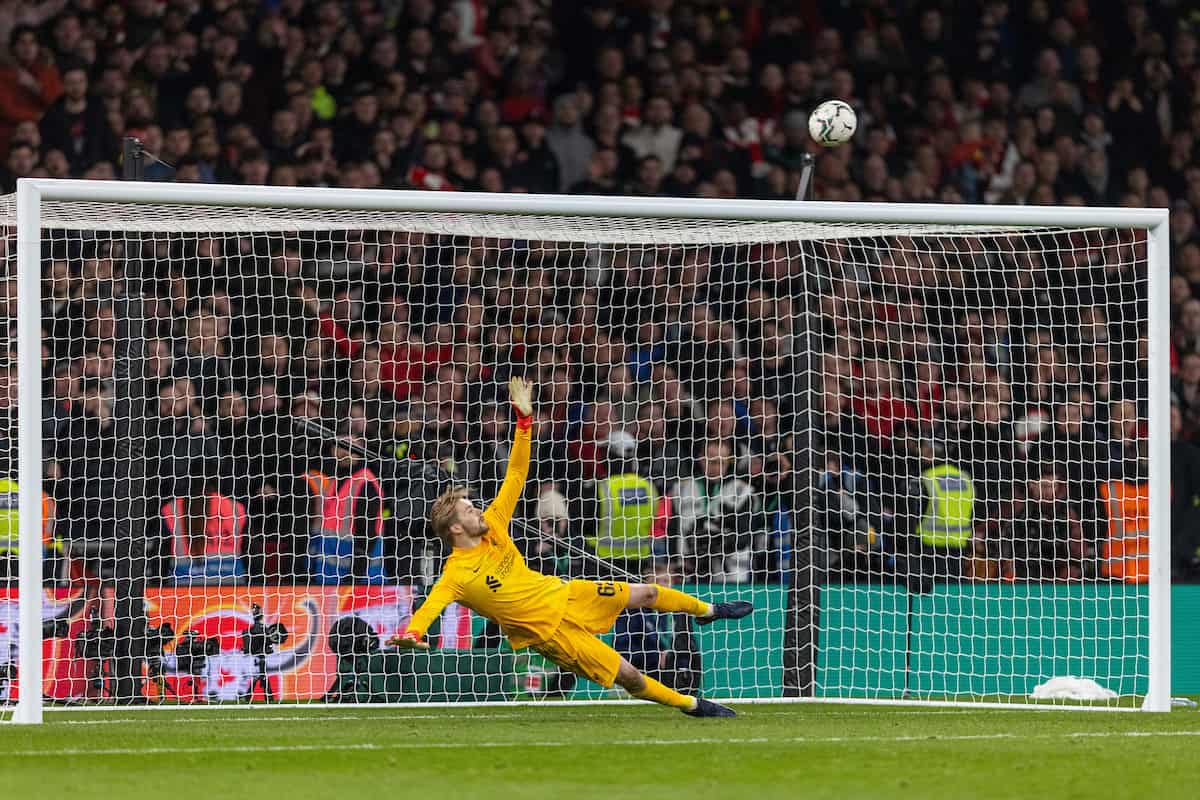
[651,586,712,617]
[631,676,697,711]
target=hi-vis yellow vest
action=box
[590,474,657,560]
[915,465,975,549]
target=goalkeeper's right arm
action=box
[390,577,460,649]
[389,631,430,650]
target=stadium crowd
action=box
[1,0,1198,589]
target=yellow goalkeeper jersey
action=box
[405,423,569,650]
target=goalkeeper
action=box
[389,377,751,717]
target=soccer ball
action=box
[808,100,857,147]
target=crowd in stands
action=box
[2,0,1199,587]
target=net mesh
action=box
[0,196,1150,711]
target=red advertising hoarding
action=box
[0,586,474,703]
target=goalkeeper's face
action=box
[455,498,488,538]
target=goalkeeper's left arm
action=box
[482,376,534,534]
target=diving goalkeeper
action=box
[388,377,751,717]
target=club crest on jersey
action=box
[485,576,502,592]
[495,550,516,578]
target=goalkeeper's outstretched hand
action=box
[387,631,430,650]
[509,376,534,418]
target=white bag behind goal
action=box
[0,182,1171,722]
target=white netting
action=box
[0,195,1151,713]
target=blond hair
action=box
[430,486,469,544]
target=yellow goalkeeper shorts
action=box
[531,580,629,688]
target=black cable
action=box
[142,149,175,171]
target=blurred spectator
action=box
[0,24,61,156]
[623,96,682,173]
[52,374,117,547]
[0,1,67,61]
[1102,398,1144,479]
[1005,461,1086,581]
[672,438,753,581]
[852,358,916,446]
[470,401,517,503]
[39,64,115,175]
[814,443,876,579]
[522,485,572,577]
[545,93,594,192]
[0,140,38,193]
[242,379,310,582]
[634,400,688,490]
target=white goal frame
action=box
[9,178,1172,723]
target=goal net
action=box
[0,183,1169,720]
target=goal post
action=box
[14,180,44,724]
[3,178,1171,722]
[1146,218,1172,714]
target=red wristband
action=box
[516,414,533,431]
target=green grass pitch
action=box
[4,702,1200,799]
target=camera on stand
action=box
[174,628,220,702]
[72,607,117,700]
[142,622,176,702]
[240,603,288,702]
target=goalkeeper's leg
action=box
[626,583,754,626]
[532,620,734,717]
[614,658,734,718]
